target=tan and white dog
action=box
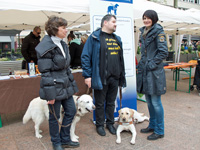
[116,107,149,145]
[23,94,95,140]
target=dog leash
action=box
[48,105,72,128]
[119,86,122,109]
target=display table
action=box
[164,62,197,93]
[0,77,41,114]
[0,72,87,127]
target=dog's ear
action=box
[118,109,121,117]
[129,109,134,119]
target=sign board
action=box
[90,0,137,121]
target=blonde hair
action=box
[81,34,89,44]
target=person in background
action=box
[35,16,79,150]
[81,14,126,136]
[67,31,83,69]
[21,26,41,66]
[81,34,89,45]
[137,10,168,140]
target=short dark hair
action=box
[142,10,159,26]
[33,26,41,32]
[101,14,116,27]
[45,16,68,36]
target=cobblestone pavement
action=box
[0,69,200,150]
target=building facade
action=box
[149,0,200,10]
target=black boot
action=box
[147,133,164,140]
[62,141,80,148]
[106,125,116,135]
[53,145,64,150]
[140,127,154,133]
[96,126,106,136]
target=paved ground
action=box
[0,69,200,150]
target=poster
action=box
[90,0,137,121]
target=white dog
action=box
[116,107,149,145]
[116,107,137,144]
[132,109,149,123]
[22,97,63,138]
[23,94,95,139]
[70,95,95,142]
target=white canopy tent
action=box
[0,0,200,62]
[0,0,200,33]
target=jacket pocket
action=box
[43,86,56,100]
[152,69,166,94]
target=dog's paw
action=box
[36,133,43,138]
[130,140,135,145]
[71,137,79,142]
[74,135,79,139]
[116,138,121,144]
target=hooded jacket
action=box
[81,28,126,90]
[69,38,83,68]
[137,23,168,95]
[35,35,78,101]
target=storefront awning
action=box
[0,36,11,42]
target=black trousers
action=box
[94,77,119,127]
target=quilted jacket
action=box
[35,35,78,101]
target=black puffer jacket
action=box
[35,35,78,101]
[21,32,40,64]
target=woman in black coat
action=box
[67,32,83,69]
[35,16,79,150]
[137,10,168,140]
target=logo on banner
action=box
[102,0,133,4]
[107,3,119,15]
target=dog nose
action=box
[122,118,126,122]
[92,105,96,109]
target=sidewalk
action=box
[0,69,200,150]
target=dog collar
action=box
[119,121,133,126]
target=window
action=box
[180,0,200,4]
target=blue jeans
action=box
[48,96,76,146]
[145,94,164,135]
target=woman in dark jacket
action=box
[67,31,83,69]
[35,16,79,150]
[137,10,168,140]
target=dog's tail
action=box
[23,106,31,124]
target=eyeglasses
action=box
[37,32,41,35]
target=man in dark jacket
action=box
[81,14,126,136]
[21,26,41,66]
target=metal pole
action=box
[174,0,178,8]
[172,0,178,58]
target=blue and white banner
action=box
[90,0,137,121]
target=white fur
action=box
[23,97,53,138]
[116,107,137,145]
[23,95,95,140]
[132,109,149,123]
[116,107,149,144]
[70,95,95,142]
